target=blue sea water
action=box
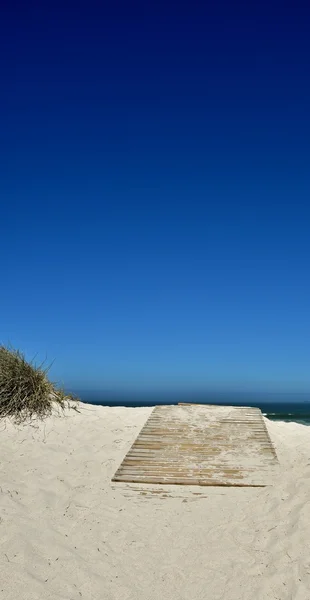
[75,391,310,425]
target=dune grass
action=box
[0,346,78,422]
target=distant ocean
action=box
[75,392,310,426]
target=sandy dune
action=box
[1,404,310,600]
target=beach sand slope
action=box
[1,405,310,600]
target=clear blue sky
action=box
[1,1,310,396]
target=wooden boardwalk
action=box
[112,404,278,487]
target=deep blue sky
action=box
[1,1,310,396]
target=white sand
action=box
[1,405,310,600]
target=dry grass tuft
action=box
[0,346,78,422]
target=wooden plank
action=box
[112,404,278,487]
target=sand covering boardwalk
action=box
[112,404,278,487]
